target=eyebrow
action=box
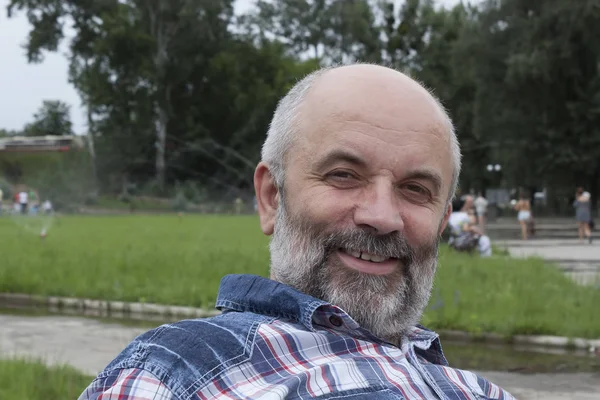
[404,168,443,194]
[313,149,368,172]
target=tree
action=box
[458,0,600,207]
[24,100,73,136]
[0,129,21,137]
[250,0,381,64]
[8,0,237,191]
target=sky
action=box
[0,0,463,134]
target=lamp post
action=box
[485,164,502,221]
[486,164,502,186]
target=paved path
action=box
[1,314,598,399]
[499,239,599,260]
[0,314,146,376]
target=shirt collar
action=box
[216,274,446,365]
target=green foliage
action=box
[0,215,598,338]
[23,100,73,136]
[0,358,91,400]
[251,0,381,62]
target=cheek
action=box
[293,187,355,225]
[399,205,442,246]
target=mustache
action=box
[321,229,416,266]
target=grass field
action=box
[0,358,91,400]
[0,214,599,339]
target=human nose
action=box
[353,180,404,235]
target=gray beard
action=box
[269,198,440,343]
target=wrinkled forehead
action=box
[300,69,450,140]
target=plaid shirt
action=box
[79,274,514,399]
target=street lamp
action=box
[485,164,503,221]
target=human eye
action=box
[325,170,360,187]
[400,183,432,203]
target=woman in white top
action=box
[474,192,488,231]
[513,192,532,240]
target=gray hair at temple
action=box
[260,65,462,203]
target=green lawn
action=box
[0,358,91,400]
[0,214,598,338]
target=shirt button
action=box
[329,315,343,327]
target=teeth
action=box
[370,255,386,262]
[344,249,389,263]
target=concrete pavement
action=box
[1,314,598,399]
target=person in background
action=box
[42,199,53,215]
[28,188,39,214]
[0,186,3,215]
[513,191,532,240]
[474,191,488,231]
[79,63,512,400]
[18,190,28,215]
[448,196,492,256]
[574,187,592,243]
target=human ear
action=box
[254,162,279,235]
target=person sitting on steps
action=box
[447,195,492,257]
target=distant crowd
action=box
[0,186,53,216]
[446,187,595,256]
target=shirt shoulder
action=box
[86,311,273,399]
[421,361,516,400]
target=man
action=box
[18,190,28,215]
[80,64,513,399]
[448,196,492,256]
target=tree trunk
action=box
[84,59,98,190]
[155,103,168,190]
[149,1,173,191]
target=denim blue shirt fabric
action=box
[79,274,514,399]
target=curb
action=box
[0,293,219,321]
[437,330,600,352]
[1,293,599,352]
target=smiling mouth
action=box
[340,248,393,263]
[336,248,399,276]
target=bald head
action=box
[261,63,461,202]
[306,64,449,123]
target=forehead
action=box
[292,72,453,185]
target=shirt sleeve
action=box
[78,368,178,400]
[476,375,517,400]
